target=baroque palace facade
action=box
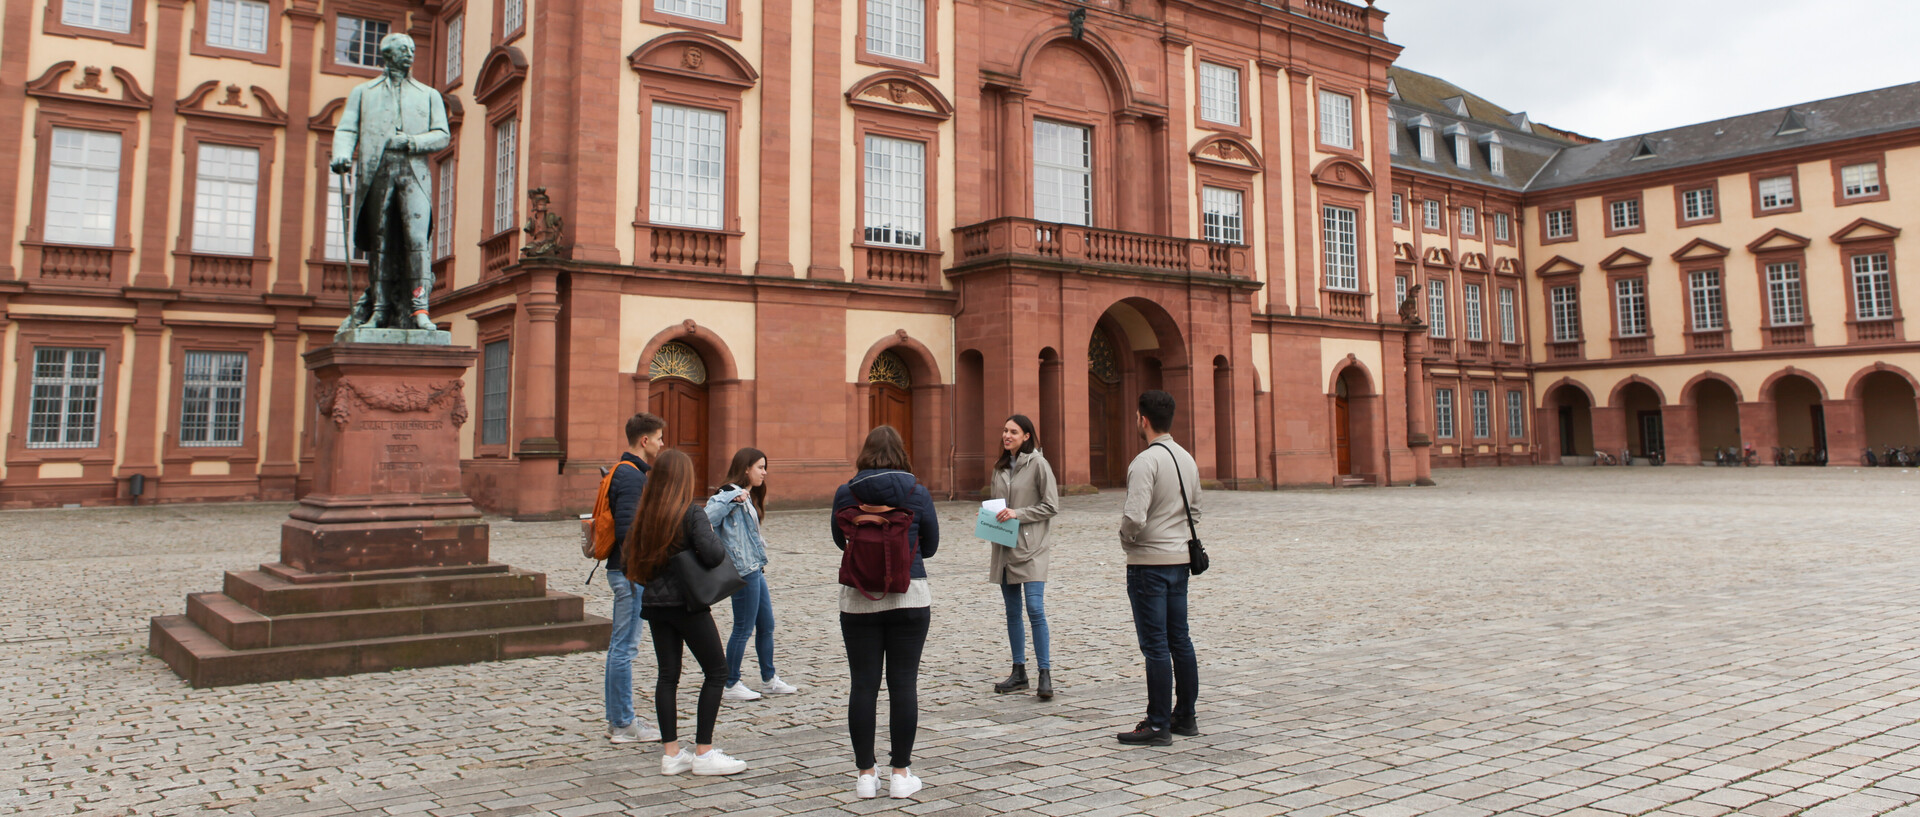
[0,0,1914,511]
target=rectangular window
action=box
[1499,288,1517,344]
[1494,212,1510,242]
[1321,205,1358,291]
[1689,269,1725,331]
[1389,118,1399,154]
[1682,187,1715,221]
[1614,277,1647,337]
[45,128,122,247]
[863,135,926,249]
[1417,127,1434,162]
[1199,63,1240,126]
[436,157,456,259]
[28,347,103,449]
[866,0,924,63]
[1318,90,1353,149]
[1390,193,1403,224]
[1545,208,1573,239]
[1201,187,1243,245]
[1853,253,1894,320]
[336,15,389,68]
[649,104,726,230]
[1507,391,1525,438]
[1464,284,1483,341]
[62,0,132,31]
[1489,143,1505,176]
[207,0,269,52]
[1033,119,1092,226]
[1428,283,1447,339]
[192,144,259,256]
[656,0,725,23]
[1472,389,1491,439]
[1766,262,1804,326]
[1395,275,1408,308]
[493,118,519,234]
[1758,175,1794,210]
[1609,199,1640,231]
[502,0,523,34]
[481,340,510,445]
[1842,163,1882,198]
[1551,286,1580,342]
[1459,206,1476,236]
[444,14,464,83]
[1434,388,1455,439]
[325,174,353,260]
[179,351,246,447]
[1423,199,1440,230]
[1454,134,1471,169]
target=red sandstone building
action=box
[1,0,1914,511]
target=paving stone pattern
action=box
[6,466,1920,816]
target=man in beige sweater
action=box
[1116,390,1201,746]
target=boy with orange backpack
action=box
[598,412,667,743]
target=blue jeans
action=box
[1000,581,1050,670]
[1126,565,1197,731]
[604,569,645,727]
[726,569,776,685]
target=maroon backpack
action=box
[834,503,916,600]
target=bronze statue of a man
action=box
[330,33,451,333]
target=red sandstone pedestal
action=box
[150,343,609,688]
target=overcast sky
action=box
[1377,0,1920,142]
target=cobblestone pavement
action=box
[7,466,1920,816]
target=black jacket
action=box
[830,469,940,579]
[638,505,729,614]
[606,453,650,572]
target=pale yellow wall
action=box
[1249,329,1271,393]
[1537,351,1920,409]
[1319,337,1383,395]
[843,309,955,383]
[1181,51,1269,292]
[618,294,758,380]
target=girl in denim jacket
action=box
[705,447,801,700]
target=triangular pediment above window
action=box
[1534,255,1584,277]
[1830,218,1902,244]
[1669,238,1730,262]
[1599,248,1652,270]
[1744,228,1812,253]
[26,61,152,110]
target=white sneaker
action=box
[692,748,748,776]
[855,773,880,799]
[889,769,923,799]
[661,749,693,775]
[722,681,762,701]
[762,676,800,695]
[608,719,661,743]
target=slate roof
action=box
[1385,67,1588,193]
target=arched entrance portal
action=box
[1087,327,1126,488]
[647,341,711,489]
[1690,379,1742,460]
[1332,366,1378,477]
[868,351,915,467]
[1771,374,1825,460]
[1547,383,1594,459]
[1082,298,1190,488]
[1859,371,1920,449]
[1617,381,1664,460]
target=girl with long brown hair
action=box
[706,447,801,701]
[624,449,748,777]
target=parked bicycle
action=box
[1864,447,1880,467]
[1592,450,1617,466]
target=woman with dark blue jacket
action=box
[830,425,939,801]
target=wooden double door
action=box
[649,377,710,490]
[869,382,914,467]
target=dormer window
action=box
[1387,110,1399,155]
[1444,124,1470,169]
[1410,115,1434,162]
[1480,132,1505,176]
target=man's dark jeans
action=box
[1126,564,1197,731]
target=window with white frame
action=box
[502,0,523,33]
[1464,283,1483,341]
[28,347,104,449]
[1499,287,1516,343]
[1454,133,1470,169]
[1688,269,1725,331]
[1842,163,1882,198]
[656,0,724,23]
[1766,262,1804,326]
[1614,277,1647,337]
[62,0,131,31]
[435,157,455,259]
[1395,275,1408,308]
[1033,119,1092,226]
[1494,212,1510,242]
[325,171,353,260]
[179,351,246,447]
[1472,389,1491,438]
[207,0,269,52]
[1428,283,1447,338]
[444,14,463,83]
[1417,126,1434,162]
[650,103,725,230]
[1551,285,1580,342]
[1682,187,1714,221]
[1199,63,1240,126]
[1201,187,1244,245]
[1388,116,1399,154]
[1545,208,1573,239]
[1507,390,1525,438]
[336,15,389,68]
[1390,193,1403,224]
[1423,199,1440,230]
[1433,388,1455,439]
[1757,175,1794,210]
[1853,253,1894,320]
[1460,206,1476,236]
[1489,142,1505,176]
[1321,205,1358,291]
[45,128,121,247]
[1318,90,1352,149]
[1609,198,1640,231]
[863,135,926,248]
[481,339,510,445]
[192,144,259,256]
[493,118,519,234]
[866,0,925,63]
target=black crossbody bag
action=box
[1151,443,1209,576]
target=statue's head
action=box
[379,33,416,73]
[529,187,550,207]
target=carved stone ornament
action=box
[316,378,470,429]
[868,351,912,389]
[682,47,704,70]
[218,84,246,107]
[1398,283,1424,325]
[520,187,566,258]
[74,66,108,93]
[1335,164,1349,181]
[887,83,911,104]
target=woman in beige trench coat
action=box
[987,414,1061,699]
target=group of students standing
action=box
[595,389,1205,801]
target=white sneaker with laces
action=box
[762,676,800,695]
[855,773,879,799]
[608,719,661,743]
[722,681,762,701]
[692,748,748,776]
[889,770,923,799]
[660,749,693,775]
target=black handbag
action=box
[669,546,746,608]
[1152,443,1209,576]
